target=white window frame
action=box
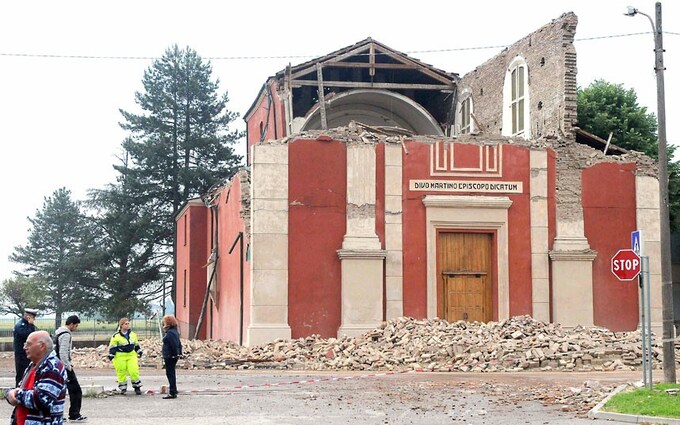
[502,56,530,138]
[456,90,474,135]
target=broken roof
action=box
[245,38,459,128]
[275,37,458,90]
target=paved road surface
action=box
[0,367,640,424]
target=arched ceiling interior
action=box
[301,89,444,136]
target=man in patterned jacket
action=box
[4,330,67,425]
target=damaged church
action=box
[174,12,664,346]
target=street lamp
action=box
[626,2,676,384]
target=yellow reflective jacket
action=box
[108,330,141,357]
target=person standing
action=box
[161,315,182,399]
[5,330,67,424]
[107,318,143,395]
[55,315,87,422]
[13,308,38,386]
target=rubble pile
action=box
[478,379,616,416]
[72,315,677,373]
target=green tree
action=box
[88,154,163,320]
[9,188,101,328]
[118,45,243,304]
[577,79,680,228]
[577,79,658,156]
[0,275,48,318]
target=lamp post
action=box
[626,2,676,384]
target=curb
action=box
[81,384,105,397]
[588,384,680,425]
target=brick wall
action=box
[459,13,578,138]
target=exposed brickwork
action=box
[459,12,578,139]
[238,169,251,238]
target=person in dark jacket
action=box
[13,309,38,386]
[161,315,182,399]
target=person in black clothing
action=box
[13,308,38,386]
[161,315,182,399]
[55,315,87,422]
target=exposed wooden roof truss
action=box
[283,38,457,92]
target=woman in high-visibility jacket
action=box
[108,317,143,395]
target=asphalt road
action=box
[0,366,641,424]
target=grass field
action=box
[0,317,161,341]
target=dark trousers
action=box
[164,357,178,395]
[15,357,29,387]
[66,368,83,419]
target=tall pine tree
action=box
[118,45,243,304]
[88,152,163,320]
[10,188,101,327]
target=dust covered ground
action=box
[0,352,646,424]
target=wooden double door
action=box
[438,232,493,323]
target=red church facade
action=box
[175,13,662,345]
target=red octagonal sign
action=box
[611,249,641,281]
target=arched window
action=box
[502,56,530,138]
[457,89,474,135]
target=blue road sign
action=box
[631,230,643,255]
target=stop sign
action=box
[611,249,641,281]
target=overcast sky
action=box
[0,0,678,282]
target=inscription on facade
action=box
[409,179,523,194]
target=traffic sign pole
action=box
[639,259,652,389]
[614,242,650,387]
[642,255,652,388]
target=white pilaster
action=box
[342,144,382,250]
[636,175,663,336]
[384,143,403,319]
[246,143,292,346]
[338,143,386,337]
[550,208,596,327]
[530,150,550,322]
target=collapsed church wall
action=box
[245,128,656,337]
[176,10,664,343]
[458,12,578,139]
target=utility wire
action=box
[0,31,676,61]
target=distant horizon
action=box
[0,300,173,320]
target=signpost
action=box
[611,249,641,281]
[611,231,652,390]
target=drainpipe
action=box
[228,232,244,345]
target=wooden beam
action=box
[316,63,328,130]
[291,80,454,90]
[287,41,455,86]
[320,62,419,70]
[290,62,420,81]
[290,44,371,80]
[377,49,454,85]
